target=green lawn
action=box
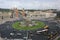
[12,21,45,30]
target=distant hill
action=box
[0,8,59,12]
[0,8,12,12]
[0,8,39,12]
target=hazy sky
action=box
[0,0,60,9]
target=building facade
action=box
[26,11,57,20]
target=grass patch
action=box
[12,21,45,30]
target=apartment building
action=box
[26,11,57,20]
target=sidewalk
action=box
[0,17,20,24]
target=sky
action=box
[0,0,60,9]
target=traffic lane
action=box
[31,33,49,40]
[0,20,60,40]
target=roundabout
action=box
[12,21,45,30]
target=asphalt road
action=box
[0,19,60,40]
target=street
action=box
[0,18,60,40]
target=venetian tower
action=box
[13,8,18,18]
[21,8,26,17]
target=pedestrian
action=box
[1,16,3,19]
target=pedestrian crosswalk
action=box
[0,37,32,40]
[5,39,32,40]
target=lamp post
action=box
[23,31,28,40]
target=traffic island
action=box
[12,21,45,31]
